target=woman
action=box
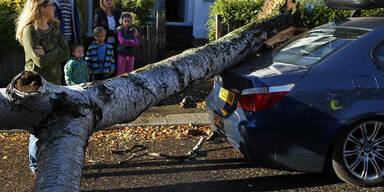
[16,0,70,85]
[93,0,121,47]
[15,0,70,176]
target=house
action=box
[83,0,214,51]
[154,0,214,50]
[154,0,214,39]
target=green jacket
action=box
[64,57,89,85]
[22,24,70,85]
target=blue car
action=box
[206,16,384,186]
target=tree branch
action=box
[34,116,93,191]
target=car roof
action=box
[320,17,384,31]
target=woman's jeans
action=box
[29,134,38,172]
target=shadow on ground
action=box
[82,172,340,192]
[80,138,344,192]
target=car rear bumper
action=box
[207,107,326,172]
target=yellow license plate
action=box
[219,88,235,105]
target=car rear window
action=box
[272,27,369,66]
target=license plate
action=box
[219,88,235,105]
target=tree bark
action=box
[0,0,303,191]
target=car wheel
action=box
[332,120,384,186]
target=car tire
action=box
[332,120,384,187]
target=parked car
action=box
[206,16,384,187]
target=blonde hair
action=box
[15,0,59,45]
[100,0,114,12]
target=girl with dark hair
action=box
[116,12,138,75]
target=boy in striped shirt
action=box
[85,27,116,81]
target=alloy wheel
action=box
[343,121,384,181]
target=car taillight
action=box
[238,84,295,112]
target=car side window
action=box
[373,41,384,71]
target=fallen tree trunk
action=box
[0,0,304,191]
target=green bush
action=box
[208,0,384,42]
[115,0,155,26]
[298,0,348,28]
[298,0,384,28]
[0,0,25,47]
[207,0,265,42]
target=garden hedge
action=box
[0,0,25,48]
[207,0,384,42]
[115,0,155,26]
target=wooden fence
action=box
[135,11,166,68]
[215,15,244,40]
[135,25,157,68]
[0,11,166,87]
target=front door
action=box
[165,0,186,23]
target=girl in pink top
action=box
[116,12,138,75]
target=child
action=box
[85,26,116,81]
[116,12,138,76]
[64,44,89,85]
